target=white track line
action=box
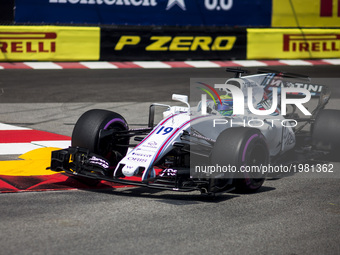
[184,61,220,68]
[79,61,118,69]
[0,123,30,130]
[279,60,313,66]
[31,141,71,148]
[133,61,171,68]
[23,62,63,69]
[232,60,268,67]
[322,59,340,65]
[0,143,41,155]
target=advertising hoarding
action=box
[247,28,340,59]
[0,26,100,61]
[100,27,247,60]
[272,0,340,27]
[15,0,271,27]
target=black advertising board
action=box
[100,26,246,61]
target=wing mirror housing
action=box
[172,94,190,109]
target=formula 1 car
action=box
[48,68,340,194]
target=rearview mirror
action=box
[172,94,190,109]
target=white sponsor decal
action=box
[89,156,109,169]
[141,141,158,149]
[127,157,148,163]
[204,0,233,11]
[159,168,177,177]
[131,152,152,158]
[49,0,157,6]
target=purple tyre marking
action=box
[242,133,259,162]
[104,118,127,130]
[241,133,262,189]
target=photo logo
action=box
[197,82,222,106]
[200,83,312,116]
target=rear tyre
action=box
[210,127,269,193]
[312,109,340,154]
[72,109,129,162]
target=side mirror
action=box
[172,94,190,109]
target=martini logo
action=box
[0,32,56,53]
[283,34,340,52]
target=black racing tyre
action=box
[210,127,269,193]
[71,109,129,161]
[312,109,340,153]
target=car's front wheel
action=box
[209,127,269,193]
[71,109,129,163]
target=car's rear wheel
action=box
[312,109,340,155]
[72,109,129,162]
[209,127,269,193]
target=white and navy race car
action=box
[49,69,340,195]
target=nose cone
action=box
[122,165,139,177]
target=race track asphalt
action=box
[0,65,339,255]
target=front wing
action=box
[48,147,209,192]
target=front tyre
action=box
[71,109,129,162]
[210,127,269,193]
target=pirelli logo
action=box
[283,34,340,52]
[0,32,57,53]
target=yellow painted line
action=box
[0,147,60,176]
